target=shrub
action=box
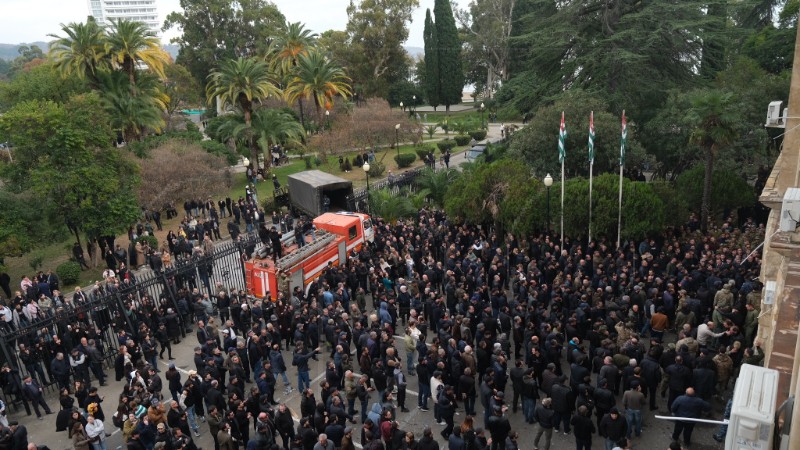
[469,130,487,141]
[367,161,385,177]
[454,135,471,146]
[314,156,323,167]
[415,148,430,160]
[437,139,457,152]
[394,153,417,168]
[304,155,313,169]
[136,235,159,250]
[200,140,238,165]
[354,154,364,167]
[57,261,81,286]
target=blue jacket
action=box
[671,394,710,418]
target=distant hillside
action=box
[405,46,423,59]
[0,41,179,61]
[0,42,49,60]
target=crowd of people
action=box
[0,207,768,450]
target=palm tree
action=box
[415,167,461,208]
[48,17,109,87]
[368,189,416,224]
[206,57,282,168]
[270,22,318,74]
[688,89,739,232]
[99,71,166,142]
[106,19,170,85]
[216,108,304,173]
[284,49,352,129]
[270,22,318,128]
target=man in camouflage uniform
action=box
[712,281,734,329]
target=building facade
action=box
[88,0,160,36]
[757,19,800,450]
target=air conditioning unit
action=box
[726,364,779,450]
[766,101,786,128]
[779,187,800,231]
[763,280,776,305]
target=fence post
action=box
[114,291,137,339]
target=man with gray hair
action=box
[314,434,334,450]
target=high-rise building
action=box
[88,0,160,36]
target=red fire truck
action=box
[244,212,374,299]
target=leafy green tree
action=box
[0,190,67,263]
[0,93,140,245]
[687,89,740,232]
[444,159,529,229]
[433,0,463,110]
[48,17,109,87]
[675,165,755,219]
[454,0,514,99]
[342,0,419,97]
[163,0,286,84]
[508,90,647,177]
[163,63,202,130]
[506,0,723,119]
[423,9,440,109]
[0,62,87,110]
[206,57,282,169]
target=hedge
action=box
[469,130,487,141]
[454,135,471,146]
[394,153,417,168]
[57,261,81,286]
[437,139,457,152]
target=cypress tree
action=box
[423,9,440,110]
[434,0,463,110]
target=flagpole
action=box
[588,111,594,245]
[617,110,626,250]
[561,158,565,247]
[589,161,593,244]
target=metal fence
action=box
[346,166,427,212]
[0,232,261,409]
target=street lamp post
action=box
[325,110,330,131]
[395,123,401,158]
[480,102,485,129]
[544,173,553,233]
[400,101,404,113]
[412,95,416,117]
[363,162,371,213]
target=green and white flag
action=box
[619,110,627,167]
[559,111,566,163]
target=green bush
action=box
[137,235,159,250]
[394,153,417,168]
[304,155,314,169]
[367,161,386,177]
[469,130,487,141]
[415,148,430,160]
[454,135,471,146]
[199,140,238,165]
[436,139,457,152]
[56,261,81,286]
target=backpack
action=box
[436,384,445,402]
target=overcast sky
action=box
[1,0,470,48]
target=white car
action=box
[466,144,487,161]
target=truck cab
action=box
[312,212,374,251]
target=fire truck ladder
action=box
[275,230,336,271]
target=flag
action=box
[558,111,567,163]
[588,111,595,165]
[619,110,627,167]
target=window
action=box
[348,226,357,240]
[363,219,372,230]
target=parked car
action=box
[466,143,487,161]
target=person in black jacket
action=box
[521,369,539,424]
[550,380,573,434]
[486,406,510,450]
[570,405,596,450]
[293,343,321,392]
[593,379,615,429]
[417,427,439,450]
[9,422,27,450]
[639,351,662,411]
[532,398,554,450]
[599,407,627,450]
[665,356,692,411]
[439,387,456,439]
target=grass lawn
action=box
[421,110,485,124]
[4,241,108,295]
